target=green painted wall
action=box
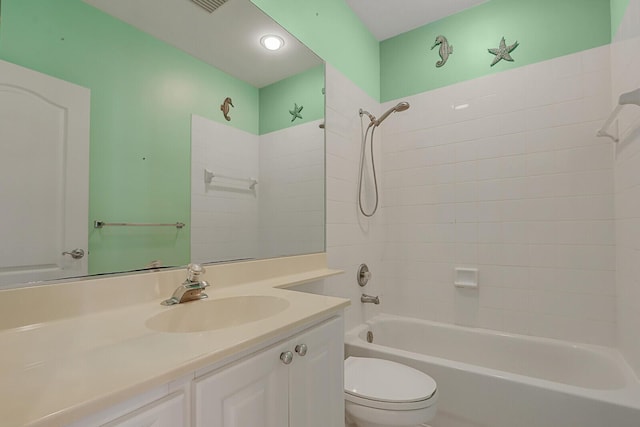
[611,0,631,38]
[259,65,324,135]
[380,0,611,101]
[0,0,616,275]
[250,0,380,101]
[0,0,259,274]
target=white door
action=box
[0,59,90,287]
[289,317,345,427]
[194,344,289,427]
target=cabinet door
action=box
[194,344,289,427]
[289,317,344,427]
[101,392,184,427]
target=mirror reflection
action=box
[0,0,325,289]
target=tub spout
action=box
[361,294,380,304]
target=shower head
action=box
[374,101,410,127]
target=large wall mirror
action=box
[0,0,325,289]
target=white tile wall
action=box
[191,115,260,263]
[258,120,325,258]
[612,0,640,376]
[191,115,325,264]
[379,46,617,346]
[314,64,387,331]
[317,37,640,362]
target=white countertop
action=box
[0,254,348,427]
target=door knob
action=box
[280,351,293,365]
[62,249,85,259]
[295,344,308,356]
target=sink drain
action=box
[366,330,374,343]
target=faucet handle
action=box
[186,263,205,282]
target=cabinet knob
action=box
[295,344,308,356]
[280,351,293,365]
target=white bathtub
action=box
[345,314,640,427]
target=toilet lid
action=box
[344,357,437,403]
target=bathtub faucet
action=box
[361,294,380,304]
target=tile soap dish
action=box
[454,267,478,289]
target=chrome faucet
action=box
[361,294,380,304]
[161,263,210,306]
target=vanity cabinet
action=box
[65,314,344,427]
[194,316,344,427]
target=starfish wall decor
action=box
[289,103,303,122]
[488,37,519,67]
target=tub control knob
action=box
[295,344,308,356]
[280,351,293,365]
[357,264,371,286]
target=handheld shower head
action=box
[357,100,411,218]
[374,101,410,126]
[395,101,411,112]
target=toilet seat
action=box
[344,357,437,411]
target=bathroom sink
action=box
[146,295,290,333]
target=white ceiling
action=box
[83,0,322,88]
[345,0,488,41]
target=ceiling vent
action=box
[190,0,228,13]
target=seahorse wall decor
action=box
[431,35,452,68]
[220,97,233,121]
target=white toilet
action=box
[344,357,438,427]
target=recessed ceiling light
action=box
[260,35,284,51]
